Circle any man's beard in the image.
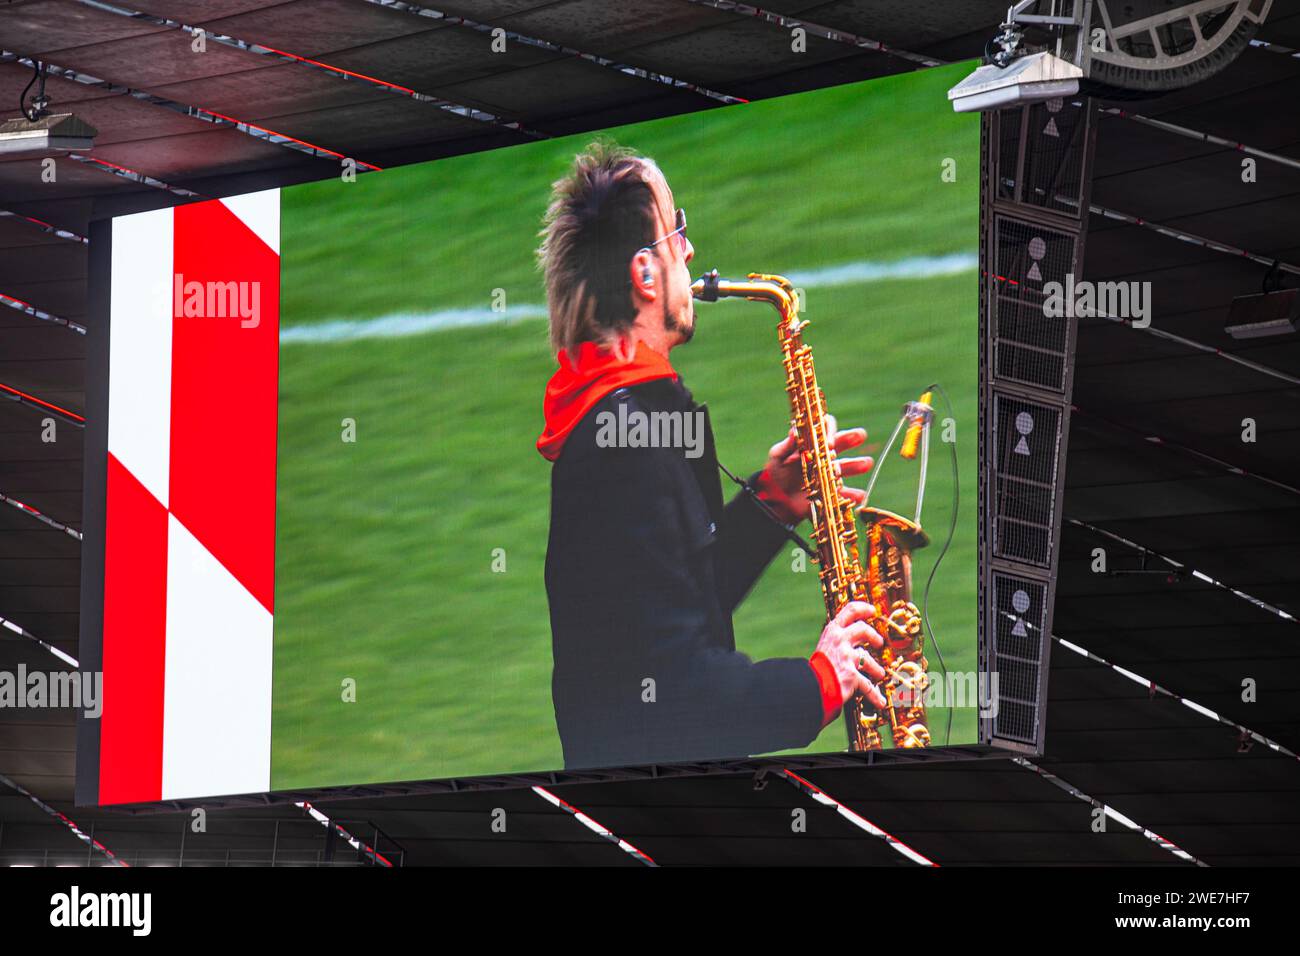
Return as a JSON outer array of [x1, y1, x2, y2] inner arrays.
[[663, 297, 694, 344]]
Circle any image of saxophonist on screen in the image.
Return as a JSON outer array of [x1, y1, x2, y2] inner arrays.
[[536, 142, 887, 770]]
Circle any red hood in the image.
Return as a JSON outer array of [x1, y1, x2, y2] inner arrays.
[[537, 340, 678, 461]]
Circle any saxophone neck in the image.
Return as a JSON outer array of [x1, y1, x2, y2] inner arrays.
[[691, 269, 800, 323]]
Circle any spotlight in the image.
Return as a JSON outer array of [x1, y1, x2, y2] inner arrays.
[[1225, 288, 1298, 340], [1226, 263, 1298, 340], [2, 58, 97, 155], [948, 50, 1082, 113], [0, 112, 97, 156]]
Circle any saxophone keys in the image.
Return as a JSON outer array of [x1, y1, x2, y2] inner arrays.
[[883, 602, 922, 647], [894, 725, 931, 749], [890, 664, 929, 708]]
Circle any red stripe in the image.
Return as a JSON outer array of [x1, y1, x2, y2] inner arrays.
[[0, 380, 86, 422], [258, 45, 418, 93], [99, 454, 168, 805], [169, 199, 281, 613], [199, 108, 382, 170]]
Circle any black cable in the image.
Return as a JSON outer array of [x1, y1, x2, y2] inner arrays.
[[983, 34, 1000, 65], [919, 382, 959, 746], [716, 458, 815, 558], [20, 59, 41, 123]]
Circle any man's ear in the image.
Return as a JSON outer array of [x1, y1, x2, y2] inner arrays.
[[629, 248, 657, 300]]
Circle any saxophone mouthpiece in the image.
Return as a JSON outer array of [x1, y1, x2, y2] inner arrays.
[[691, 268, 721, 302]]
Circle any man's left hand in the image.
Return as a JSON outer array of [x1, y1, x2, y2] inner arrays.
[[755, 414, 873, 525]]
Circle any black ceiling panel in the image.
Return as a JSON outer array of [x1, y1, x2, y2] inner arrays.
[[147, 60, 399, 125], [319, 22, 565, 92], [33, 29, 282, 90], [0, 0, 169, 53], [611, 16, 858, 88], [197, 0, 436, 55], [497, 0, 738, 53]]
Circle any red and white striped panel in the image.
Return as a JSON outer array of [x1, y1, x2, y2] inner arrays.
[[100, 190, 280, 804]]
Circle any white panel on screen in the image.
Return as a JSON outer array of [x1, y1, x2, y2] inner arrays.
[[106, 207, 173, 508], [162, 514, 272, 800], [219, 188, 280, 255]]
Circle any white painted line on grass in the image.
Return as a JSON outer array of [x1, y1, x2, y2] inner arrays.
[[280, 253, 978, 344]]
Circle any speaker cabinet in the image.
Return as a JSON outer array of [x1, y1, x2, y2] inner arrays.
[[979, 99, 1096, 754]]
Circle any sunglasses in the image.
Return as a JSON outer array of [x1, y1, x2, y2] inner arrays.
[[646, 208, 688, 255]]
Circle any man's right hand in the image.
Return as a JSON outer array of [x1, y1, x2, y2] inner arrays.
[[815, 601, 888, 710]]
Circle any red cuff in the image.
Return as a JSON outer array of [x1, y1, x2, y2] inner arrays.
[[809, 652, 843, 727]]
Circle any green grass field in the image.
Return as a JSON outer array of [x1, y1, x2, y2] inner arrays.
[[270, 61, 981, 790]]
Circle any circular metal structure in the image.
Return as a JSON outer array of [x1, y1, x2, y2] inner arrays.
[[1084, 0, 1273, 96]]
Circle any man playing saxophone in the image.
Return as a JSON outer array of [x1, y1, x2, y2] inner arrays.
[[537, 142, 886, 769]]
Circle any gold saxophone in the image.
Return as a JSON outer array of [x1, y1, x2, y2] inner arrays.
[[691, 270, 932, 751]]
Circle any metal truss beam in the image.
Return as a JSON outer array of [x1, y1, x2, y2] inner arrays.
[[531, 785, 657, 866], [778, 768, 938, 866], [1013, 758, 1206, 865]]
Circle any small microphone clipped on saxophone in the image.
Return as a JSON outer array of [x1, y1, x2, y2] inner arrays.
[[691, 269, 933, 751]]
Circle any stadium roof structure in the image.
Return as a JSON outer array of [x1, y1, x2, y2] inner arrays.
[[1, 0, 1298, 866]]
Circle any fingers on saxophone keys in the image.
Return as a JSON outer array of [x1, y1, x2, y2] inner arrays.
[[853, 646, 886, 684], [839, 485, 867, 506], [836, 455, 874, 478], [857, 672, 888, 710], [843, 620, 884, 654], [834, 600, 877, 629], [832, 427, 867, 452]]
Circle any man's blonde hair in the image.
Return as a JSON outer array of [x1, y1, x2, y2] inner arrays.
[[538, 141, 661, 355]]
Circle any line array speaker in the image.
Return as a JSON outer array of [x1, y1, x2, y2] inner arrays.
[[980, 96, 1096, 754]]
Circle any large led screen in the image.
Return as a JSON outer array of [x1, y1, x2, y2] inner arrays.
[[80, 61, 982, 804]]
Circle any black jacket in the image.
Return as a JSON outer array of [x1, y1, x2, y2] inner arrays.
[[545, 376, 825, 769]]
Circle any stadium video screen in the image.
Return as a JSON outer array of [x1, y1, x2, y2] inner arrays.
[[80, 61, 981, 804]]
